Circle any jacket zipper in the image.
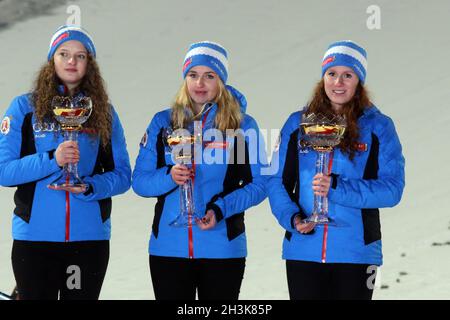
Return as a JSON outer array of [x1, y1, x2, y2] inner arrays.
[[188, 179, 194, 259], [65, 190, 70, 242], [321, 152, 334, 263], [187, 107, 212, 259], [62, 84, 71, 243], [321, 224, 328, 263]]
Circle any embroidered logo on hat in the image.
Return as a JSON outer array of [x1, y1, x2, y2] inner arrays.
[[183, 58, 192, 73], [322, 56, 335, 67]]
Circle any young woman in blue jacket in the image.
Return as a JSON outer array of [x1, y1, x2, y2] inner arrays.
[[268, 40, 405, 300], [0, 25, 131, 299], [132, 41, 267, 300]]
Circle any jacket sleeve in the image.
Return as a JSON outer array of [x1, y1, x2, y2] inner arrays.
[[211, 116, 268, 219], [131, 112, 178, 197], [74, 107, 131, 201], [328, 115, 405, 209], [266, 113, 301, 232], [0, 95, 60, 187]]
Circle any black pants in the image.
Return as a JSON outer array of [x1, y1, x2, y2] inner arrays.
[[286, 260, 376, 300], [12, 240, 109, 300], [149, 255, 246, 300]]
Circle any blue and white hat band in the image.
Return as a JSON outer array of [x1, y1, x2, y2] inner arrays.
[[183, 41, 229, 83], [47, 25, 96, 61], [188, 41, 227, 57], [321, 40, 367, 83]]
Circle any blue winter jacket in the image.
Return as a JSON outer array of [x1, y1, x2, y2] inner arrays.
[[132, 86, 267, 259], [267, 106, 405, 265], [0, 93, 131, 242]]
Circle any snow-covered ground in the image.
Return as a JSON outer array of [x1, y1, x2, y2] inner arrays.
[[1, 0, 449, 299]]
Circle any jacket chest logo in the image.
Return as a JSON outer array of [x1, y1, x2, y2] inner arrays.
[[33, 122, 59, 133], [1, 116, 11, 135], [298, 141, 368, 153], [356, 143, 368, 152]]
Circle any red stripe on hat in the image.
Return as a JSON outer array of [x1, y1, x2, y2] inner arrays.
[[183, 58, 192, 73], [322, 56, 335, 67], [52, 32, 69, 47]]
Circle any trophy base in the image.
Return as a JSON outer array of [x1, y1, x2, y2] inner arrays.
[[47, 175, 87, 193], [169, 213, 202, 228], [300, 214, 337, 226]]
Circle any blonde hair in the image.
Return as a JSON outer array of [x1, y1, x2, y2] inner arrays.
[[171, 79, 242, 132]]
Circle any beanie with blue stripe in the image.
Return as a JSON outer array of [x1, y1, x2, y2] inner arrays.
[[47, 25, 96, 61], [321, 40, 368, 84], [182, 41, 229, 83]]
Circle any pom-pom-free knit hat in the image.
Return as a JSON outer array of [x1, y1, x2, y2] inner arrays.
[[47, 25, 96, 61], [182, 41, 228, 83], [321, 40, 367, 83]]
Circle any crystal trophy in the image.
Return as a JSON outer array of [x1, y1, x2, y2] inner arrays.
[[300, 112, 346, 225], [48, 95, 92, 192], [164, 121, 203, 227]]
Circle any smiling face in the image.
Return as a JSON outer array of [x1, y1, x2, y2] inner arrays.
[[53, 40, 88, 93], [185, 65, 220, 114], [323, 66, 359, 112]]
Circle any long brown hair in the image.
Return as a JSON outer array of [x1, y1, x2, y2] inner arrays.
[[31, 54, 112, 146], [306, 79, 371, 159], [171, 79, 242, 132]]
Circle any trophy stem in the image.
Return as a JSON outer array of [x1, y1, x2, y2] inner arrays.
[[313, 151, 329, 216], [170, 178, 202, 227], [302, 150, 335, 225], [65, 130, 79, 178], [64, 129, 78, 141]]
